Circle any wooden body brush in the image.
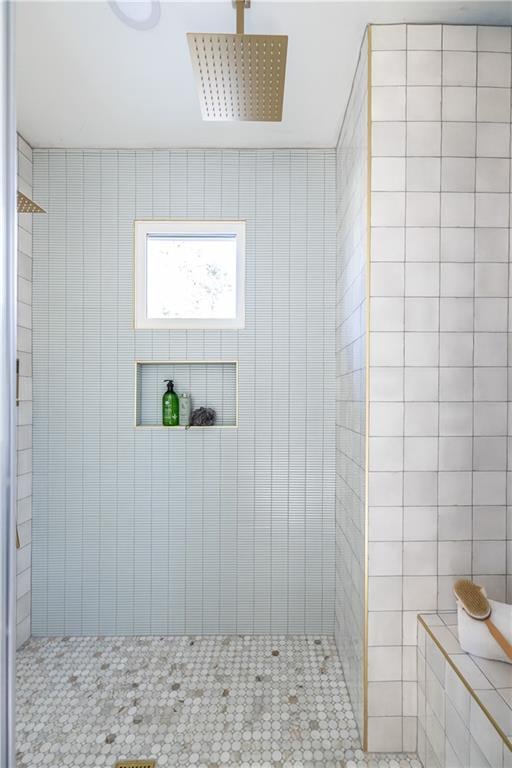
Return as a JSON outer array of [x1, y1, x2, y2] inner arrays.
[[454, 579, 512, 661]]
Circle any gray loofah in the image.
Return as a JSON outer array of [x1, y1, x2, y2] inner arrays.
[[190, 407, 216, 426]]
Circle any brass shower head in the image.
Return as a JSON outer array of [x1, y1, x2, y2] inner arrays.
[[187, 0, 288, 122], [17, 191, 45, 214]]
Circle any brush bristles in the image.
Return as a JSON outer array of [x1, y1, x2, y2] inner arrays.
[[453, 579, 491, 620]]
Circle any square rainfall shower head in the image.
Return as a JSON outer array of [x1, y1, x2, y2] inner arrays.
[[187, 32, 288, 122]]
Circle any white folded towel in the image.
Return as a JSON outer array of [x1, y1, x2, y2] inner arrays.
[[457, 596, 512, 665]]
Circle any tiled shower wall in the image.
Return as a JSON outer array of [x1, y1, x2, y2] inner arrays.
[[334, 31, 368, 741], [32, 149, 336, 636], [17, 134, 33, 648], [368, 23, 512, 752]]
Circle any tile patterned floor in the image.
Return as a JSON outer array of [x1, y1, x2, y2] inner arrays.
[[17, 635, 421, 768]]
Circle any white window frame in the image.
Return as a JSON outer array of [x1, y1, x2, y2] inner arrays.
[[134, 220, 246, 330]]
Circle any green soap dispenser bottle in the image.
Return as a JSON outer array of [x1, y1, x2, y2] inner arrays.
[[162, 379, 180, 426]]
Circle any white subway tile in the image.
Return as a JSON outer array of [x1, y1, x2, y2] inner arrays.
[[373, 51, 406, 86], [372, 24, 406, 51], [370, 401, 404, 436], [404, 402, 438, 436], [473, 437, 507, 471], [405, 262, 439, 297], [403, 506, 437, 541], [371, 296, 404, 331], [372, 192, 406, 227], [408, 24, 442, 50], [368, 610, 403, 645], [369, 542, 403, 575], [372, 122, 406, 157], [477, 52, 511, 87], [475, 228, 508, 261], [440, 298, 473, 332], [474, 367, 507, 400], [475, 263, 508, 297], [476, 122, 511, 157], [405, 227, 439, 261], [442, 86, 476, 121], [372, 86, 406, 121], [407, 86, 441, 121], [440, 228, 474, 262], [439, 437, 473, 471], [443, 51, 477, 86], [407, 51, 442, 85], [441, 158, 475, 192], [439, 402, 473, 436], [405, 297, 439, 331], [403, 575, 437, 610], [440, 262, 473, 297], [405, 331, 439, 366], [369, 506, 403, 540], [368, 645, 402, 681], [372, 157, 406, 191], [404, 471, 437, 506], [438, 505, 472, 540], [478, 25, 511, 52], [440, 193, 475, 227], [473, 472, 507, 506], [406, 157, 441, 192], [371, 227, 405, 262], [476, 192, 510, 227], [439, 367, 473, 401], [476, 158, 510, 193], [368, 681, 403, 716], [442, 122, 475, 157], [443, 25, 477, 51], [404, 437, 438, 472], [368, 576, 403, 610], [407, 122, 441, 156], [477, 87, 511, 122], [404, 367, 438, 400]]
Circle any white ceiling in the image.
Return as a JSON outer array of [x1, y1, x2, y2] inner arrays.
[[16, 1, 512, 149]]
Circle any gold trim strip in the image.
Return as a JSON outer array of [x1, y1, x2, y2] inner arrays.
[[418, 615, 512, 752], [362, 23, 372, 753]]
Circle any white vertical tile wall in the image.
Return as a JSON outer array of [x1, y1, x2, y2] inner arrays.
[[335, 31, 368, 740], [17, 134, 33, 648], [367, 23, 512, 753], [32, 149, 336, 636]]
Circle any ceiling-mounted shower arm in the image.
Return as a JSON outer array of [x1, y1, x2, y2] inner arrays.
[[232, 0, 250, 35]]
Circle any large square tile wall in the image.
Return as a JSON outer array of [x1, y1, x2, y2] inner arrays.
[[32, 149, 336, 636], [335, 31, 368, 738], [367, 24, 512, 752], [17, 134, 33, 648]]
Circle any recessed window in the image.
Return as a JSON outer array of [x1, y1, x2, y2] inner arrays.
[[135, 220, 245, 329]]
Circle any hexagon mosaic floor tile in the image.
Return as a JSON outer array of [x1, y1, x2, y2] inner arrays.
[[16, 635, 421, 768]]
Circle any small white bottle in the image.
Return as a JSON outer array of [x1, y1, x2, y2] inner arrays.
[[179, 393, 191, 427]]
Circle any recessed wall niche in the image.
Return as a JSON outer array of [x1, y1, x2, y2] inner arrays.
[[135, 360, 238, 429]]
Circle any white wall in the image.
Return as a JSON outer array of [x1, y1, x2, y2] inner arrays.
[[32, 149, 337, 636], [367, 23, 512, 752], [334, 30, 368, 741], [17, 134, 33, 648]]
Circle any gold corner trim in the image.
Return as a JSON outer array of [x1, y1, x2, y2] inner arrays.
[[362, 23, 372, 754], [418, 616, 512, 752]]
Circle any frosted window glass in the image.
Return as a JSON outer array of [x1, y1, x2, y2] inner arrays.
[[146, 235, 237, 320]]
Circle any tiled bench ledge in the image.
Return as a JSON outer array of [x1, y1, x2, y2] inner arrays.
[[418, 613, 512, 768]]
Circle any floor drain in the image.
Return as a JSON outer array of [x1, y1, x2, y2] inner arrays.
[[114, 762, 156, 768]]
